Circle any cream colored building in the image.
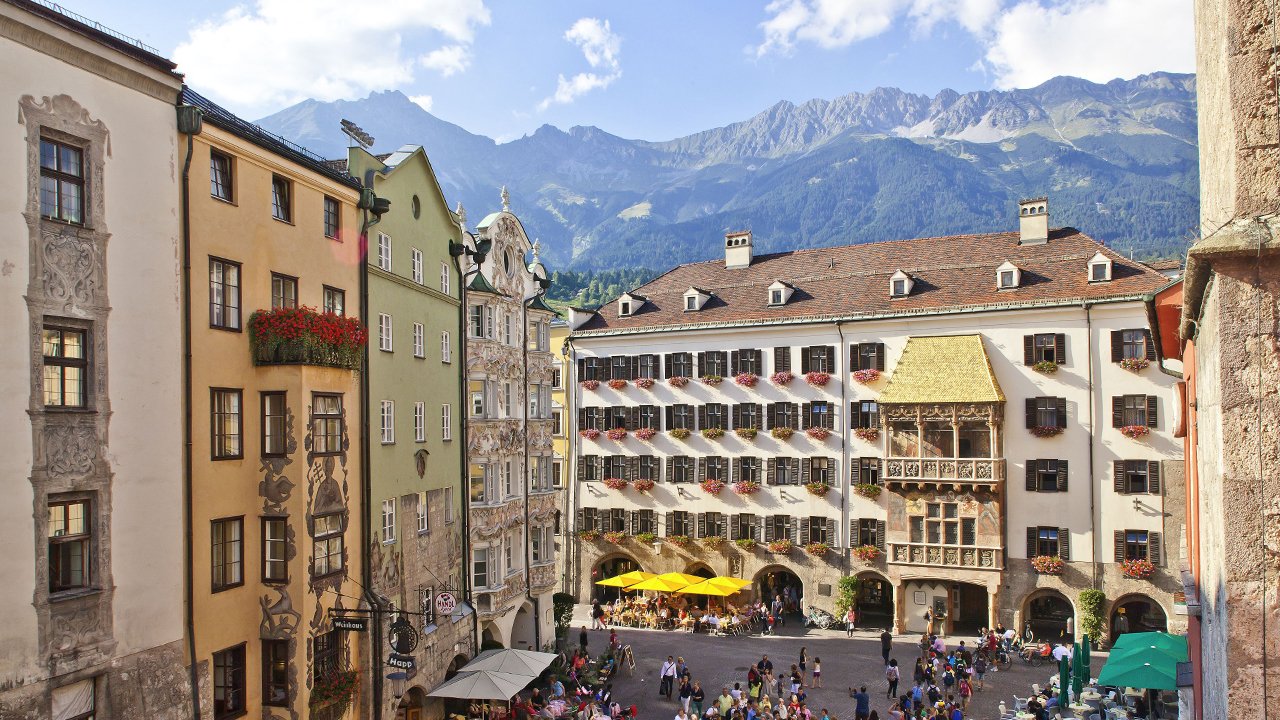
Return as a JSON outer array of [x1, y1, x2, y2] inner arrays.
[[0, 2, 192, 717]]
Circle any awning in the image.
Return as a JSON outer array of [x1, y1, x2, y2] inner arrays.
[[877, 335, 1005, 405], [428, 669, 533, 701], [463, 649, 558, 676]]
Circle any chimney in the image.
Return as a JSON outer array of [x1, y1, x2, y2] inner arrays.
[[725, 230, 753, 269], [1018, 198, 1049, 245]]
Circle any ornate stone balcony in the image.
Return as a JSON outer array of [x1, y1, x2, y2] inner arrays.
[[882, 457, 1005, 492], [475, 572, 527, 619], [530, 562, 558, 590], [888, 542, 1003, 571]]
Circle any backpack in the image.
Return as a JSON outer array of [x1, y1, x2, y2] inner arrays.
[[886, 666, 899, 681]]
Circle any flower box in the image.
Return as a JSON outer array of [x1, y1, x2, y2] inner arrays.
[[670, 428, 692, 441], [1031, 555, 1065, 575], [606, 427, 628, 441], [603, 531, 626, 544], [805, 482, 830, 497], [805, 371, 831, 387], [853, 483, 882, 499], [667, 535, 692, 549], [602, 477, 628, 491], [1030, 425, 1065, 438], [248, 306, 367, 371], [1033, 360, 1059, 374], [668, 376, 690, 388], [804, 541, 831, 556], [770, 370, 795, 385], [767, 539, 794, 553], [701, 375, 724, 386], [852, 544, 881, 562], [734, 372, 759, 387], [635, 427, 658, 441], [579, 428, 601, 440], [1120, 357, 1150, 372], [580, 379, 600, 391], [702, 536, 726, 549], [1120, 425, 1151, 439], [853, 368, 881, 384], [607, 378, 628, 390], [701, 427, 725, 440], [577, 529, 600, 541], [310, 670, 360, 712], [635, 532, 658, 544], [735, 427, 758, 441], [700, 478, 726, 495], [806, 427, 831, 441], [635, 377, 656, 390], [1119, 558, 1155, 579], [770, 427, 794, 440], [733, 479, 761, 495], [633, 478, 656, 492], [854, 427, 880, 442]]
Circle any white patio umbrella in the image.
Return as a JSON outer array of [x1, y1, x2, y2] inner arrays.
[[427, 669, 533, 701], [463, 648, 558, 676]]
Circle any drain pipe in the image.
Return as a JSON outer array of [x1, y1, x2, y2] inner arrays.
[[835, 321, 851, 583], [521, 292, 539, 650], [452, 244, 481, 655], [1083, 301, 1099, 588]]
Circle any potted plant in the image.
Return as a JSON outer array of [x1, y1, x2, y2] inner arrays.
[[853, 368, 881, 384], [667, 535, 692, 549], [579, 428, 601, 440], [606, 427, 628, 441], [635, 377, 656, 390], [607, 378, 628, 390], [310, 670, 360, 716], [771, 370, 794, 385], [1031, 555, 1065, 575], [1031, 425, 1065, 438], [767, 538, 794, 553], [804, 541, 831, 556], [248, 306, 367, 370], [852, 544, 881, 562], [633, 478, 655, 492], [701, 375, 724, 386], [1033, 360, 1059, 374], [703, 536, 726, 549], [1119, 558, 1156, 579], [854, 427, 880, 442], [1120, 357, 1150, 372], [771, 426, 794, 440], [734, 372, 759, 388], [635, 427, 658, 441], [805, 371, 831, 387], [702, 427, 725, 440], [735, 538, 758, 550], [668, 376, 690, 388], [1120, 425, 1151, 439], [635, 531, 658, 544], [805, 481, 830, 497], [806, 427, 831, 441], [700, 478, 726, 495], [733, 479, 762, 495], [581, 379, 600, 391], [735, 426, 758, 441], [602, 477, 628, 491], [670, 428, 692, 440], [577, 529, 600, 541], [603, 531, 626, 544], [853, 483, 882, 499]]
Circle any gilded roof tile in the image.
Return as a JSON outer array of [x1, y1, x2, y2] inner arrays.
[[877, 335, 1005, 404]]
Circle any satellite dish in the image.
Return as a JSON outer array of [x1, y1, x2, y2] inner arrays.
[[341, 119, 374, 149]]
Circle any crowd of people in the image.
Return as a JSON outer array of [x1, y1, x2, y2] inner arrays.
[[593, 594, 798, 636]]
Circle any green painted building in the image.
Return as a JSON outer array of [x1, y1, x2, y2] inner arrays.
[[348, 145, 470, 720]]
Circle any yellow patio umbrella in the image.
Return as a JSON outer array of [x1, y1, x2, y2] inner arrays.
[[628, 576, 693, 593], [708, 576, 752, 590], [674, 580, 737, 596], [595, 571, 656, 588], [656, 572, 707, 586]]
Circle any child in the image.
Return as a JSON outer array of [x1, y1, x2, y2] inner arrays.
[[811, 658, 822, 688]]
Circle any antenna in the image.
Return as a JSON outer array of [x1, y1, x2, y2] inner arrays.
[[340, 119, 374, 150]]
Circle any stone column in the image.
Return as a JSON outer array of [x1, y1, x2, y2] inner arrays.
[[894, 581, 907, 635], [988, 584, 1000, 633]]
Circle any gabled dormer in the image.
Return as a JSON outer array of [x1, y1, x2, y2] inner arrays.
[[617, 291, 646, 317], [767, 280, 794, 306], [683, 287, 711, 312], [1088, 252, 1112, 282], [889, 270, 914, 298], [567, 306, 597, 330], [997, 261, 1021, 289]]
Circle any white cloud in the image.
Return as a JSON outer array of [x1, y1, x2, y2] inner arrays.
[[409, 95, 434, 112], [174, 0, 490, 117], [537, 18, 622, 111], [421, 45, 469, 77], [754, 0, 1193, 89]]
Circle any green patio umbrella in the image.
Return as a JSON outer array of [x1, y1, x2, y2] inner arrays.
[[1071, 641, 1084, 697], [1110, 631, 1187, 656], [1059, 656, 1071, 705], [1080, 634, 1091, 682], [1106, 644, 1187, 667], [1096, 652, 1179, 691]]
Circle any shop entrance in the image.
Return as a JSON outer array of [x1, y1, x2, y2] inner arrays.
[[855, 573, 894, 629], [755, 567, 803, 615]]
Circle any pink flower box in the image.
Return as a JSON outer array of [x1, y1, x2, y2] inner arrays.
[[770, 371, 794, 385], [805, 371, 831, 387]]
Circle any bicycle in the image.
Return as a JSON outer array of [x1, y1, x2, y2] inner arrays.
[[805, 606, 838, 630]]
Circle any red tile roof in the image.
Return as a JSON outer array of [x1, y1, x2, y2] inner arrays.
[[576, 228, 1170, 334]]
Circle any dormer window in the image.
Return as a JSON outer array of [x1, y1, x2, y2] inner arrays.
[[685, 296, 696, 311], [767, 280, 793, 307], [770, 289, 783, 305], [683, 287, 710, 312], [1088, 252, 1112, 282], [620, 301, 631, 316], [997, 261, 1021, 289], [889, 270, 913, 298]]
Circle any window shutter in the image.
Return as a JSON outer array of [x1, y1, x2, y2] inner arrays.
[[765, 403, 775, 430], [629, 406, 640, 430], [876, 520, 886, 550], [750, 515, 760, 541], [849, 520, 858, 548], [698, 457, 707, 482], [1114, 530, 1127, 561], [1148, 531, 1162, 565], [800, 348, 811, 374], [1057, 460, 1069, 491], [665, 406, 674, 430], [733, 404, 742, 429], [1113, 461, 1126, 493], [627, 456, 639, 482], [801, 402, 812, 429], [666, 457, 675, 483], [696, 513, 706, 539], [1056, 397, 1067, 428], [788, 517, 800, 544], [775, 346, 791, 373], [1144, 330, 1157, 360], [1112, 397, 1124, 428], [664, 354, 673, 378], [577, 458, 586, 483], [766, 458, 777, 485], [1055, 334, 1066, 364], [800, 458, 812, 485], [875, 344, 886, 371], [789, 403, 799, 429], [799, 516, 810, 544], [753, 404, 763, 430], [1025, 398, 1036, 428], [697, 352, 707, 377], [1027, 527, 1038, 556], [628, 511, 637, 535], [730, 350, 741, 375], [849, 344, 861, 371], [1111, 331, 1124, 363], [763, 517, 775, 542], [1025, 460, 1038, 492], [1146, 396, 1158, 428], [664, 512, 674, 537], [698, 405, 708, 430], [823, 407, 834, 430], [753, 349, 764, 373], [826, 518, 835, 544], [630, 355, 640, 380], [790, 458, 801, 485], [1058, 528, 1071, 561], [733, 458, 742, 485], [1148, 461, 1162, 494], [576, 509, 584, 533], [825, 346, 836, 372], [577, 359, 585, 380], [578, 408, 588, 431], [730, 515, 741, 541], [1023, 335, 1034, 366]]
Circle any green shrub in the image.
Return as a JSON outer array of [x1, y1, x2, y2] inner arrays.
[[553, 592, 576, 639], [1078, 589, 1107, 641], [834, 576, 860, 617]]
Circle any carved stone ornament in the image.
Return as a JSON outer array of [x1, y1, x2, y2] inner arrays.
[[260, 587, 302, 640], [41, 230, 104, 313], [45, 425, 98, 477]]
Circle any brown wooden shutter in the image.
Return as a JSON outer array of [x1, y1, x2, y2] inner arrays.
[[849, 520, 858, 548], [664, 406, 674, 430], [1148, 531, 1162, 564], [1114, 461, 1127, 493], [763, 517, 774, 542], [798, 517, 810, 544], [627, 456, 638, 482], [697, 457, 707, 482], [825, 346, 836, 372], [790, 458, 801, 484], [751, 515, 761, 540], [1112, 396, 1124, 428], [628, 510, 637, 534], [666, 456, 675, 483], [576, 457, 586, 483], [730, 515, 741, 541], [1111, 331, 1124, 362], [876, 520, 886, 550], [1057, 460, 1069, 491], [664, 512, 674, 536], [766, 458, 777, 485], [753, 403, 763, 429], [850, 344, 861, 371], [1055, 334, 1066, 364], [1114, 530, 1126, 561], [730, 350, 741, 375], [1023, 335, 1035, 366], [775, 346, 791, 373], [799, 347, 810, 374], [801, 402, 812, 429], [577, 359, 585, 380], [630, 355, 640, 380], [576, 509, 584, 533], [1148, 461, 1162, 494], [732, 458, 742, 485], [1056, 397, 1067, 428], [1146, 396, 1158, 428], [732, 404, 742, 430], [823, 405, 835, 430], [1026, 460, 1038, 492], [826, 518, 836, 544], [696, 352, 706, 377], [850, 402, 860, 429], [765, 403, 775, 430], [1058, 528, 1071, 561], [875, 344, 886, 371], [696, 513, 706, 538], [698, 405, 707, 430], [629, 406, 640, 430], [1144, 330, 1157, 360], [664, 354, 673, 378], [789, 403, 800, 429], [1025, 398, 1037, 428], [1027, 526, 1039, 556], [753, 349, 764, 373], [801, 458, 812, 485]]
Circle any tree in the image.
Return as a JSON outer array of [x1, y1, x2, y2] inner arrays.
[[834, 576, 861, 617]]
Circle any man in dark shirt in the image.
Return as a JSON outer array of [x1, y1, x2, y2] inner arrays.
[[852, 685, 870, 720], [880, 628, 893, 665], [757, 655, 774, 674]]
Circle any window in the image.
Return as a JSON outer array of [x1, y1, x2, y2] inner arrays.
[[261, 392, 287, 457], [851, 401, 879, 429], [380, 400, 395, 444], [911, 502, 976, 546], [378, 314, 393, 352], [312, 513, 344, 576], [440, 262, 450, 293], [770, 289, 783, 305], [669, 404, 694, 431], [1033, 527, 1060, 557], [769, 402, 797, 430], [809, 457, 832, 485], [1114, 329, 1153, 361], [734, 513, 756, 541], [702, 512, 727, 538], [705, 457, 727, 481], [531, 524, 546, 562], [262, 639, 289, 707], [685, 296, 696, 311], [804, 401, 832, 429], [605, 508, 627, 533], [262, 517, 288, 582], [739, 457, 760, 484], [381, 498, 396, 544], [807, 517, 830, 545], [323, 286, 345, 316], [999, 270, 1017, 288], [704, 403, 727, 429], [700, 351, 728, 377], [313, 630, 342, 679], [42, 325, 88, 408], [376, 233, 392, 271], [1027, 459, 1067, 492], [579, 456, 601, 484], [211, 389, 243, 459], [672, 457, 694, 484], [620, 300, 631, 316], [442, 331, 452, 363], [40, 138, 84, 224], [48, 499, 90, 592], [468, 305, 485, 338], [208, 258, 241, 330], [851, 343, 885, 372], [1115, 395, 1156, 428], [212, 645, 246, 720], [503, 461, 516, 497], [766, 515, 790, 542], [210, 150, 233, 202], [1027, 396, 1066, 428], [311, 394, 343, 455], [552, 362, 563, 389], [670, 511, 691, 537], [610, 355, 633, 381], [1091, 262, 1108, 281], [1026, 333, 1063, 365], [1117, 530, 1160, 563], [669, 352, 694, 378], [855, 457, 880, 486], [892, 278, 907, 297], [270, 273, 297, 310], [411, 248, 424, 284], [551, 409, 563, 436], [503, 383, 512, 418], [528, 384, 543, 418], [414, 402, 426, 442], [733, 350, 762, 375], [323, 196, 340, 238], [412, 323, 424, 358], [417, 491, 429, 534], [504, 312, 513, 346], [803, 346, 833, 373], [470, 463, 493, 503], [211, 517, 243, 591], [771, 458, 796, 486], [270, 175, 291, 222], [636, 405, 659, 430], [552, 460, 564, 489], [473, 546, 492, 588], [441, 404, 451, 440], [855, 518, 881, 548], [1115, 460, 1161, 494], [51, 678, 96, 720]]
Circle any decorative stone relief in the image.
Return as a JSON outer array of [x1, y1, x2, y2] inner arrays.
[[260, 587, 302, 640], [41, 230, 104, 314], [44, 425, 98, 478]]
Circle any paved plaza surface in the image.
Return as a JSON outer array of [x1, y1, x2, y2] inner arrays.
[[570, 606, 1092, 720]]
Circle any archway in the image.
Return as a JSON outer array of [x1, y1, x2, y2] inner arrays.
[[900, 579, 988, 636], [512, 602, 537, 651], [855, 572, 894, 630], [1110, 595, 1167, 637], [754, 565, 803, 615], [593, 553, 643, 602], [445, 654, 470, 680], [685, 563, 715, 580], [1024, 590, 1076, 642], [397, 687, 428, 720], [481, 623, 505, 650]]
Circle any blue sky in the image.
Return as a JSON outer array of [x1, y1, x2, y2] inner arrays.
[[71, 0, 1194, 142]]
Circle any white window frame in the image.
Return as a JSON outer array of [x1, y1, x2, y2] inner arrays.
[[441, 404, 452, 440], [416, 491, 429, 534], [441, 331, 451, 363], [472, 546, 491, 589], [414, 401, 426, 442], [381, 498, 396, 544], [380, 400, 395, 444], [377, 233, 392, 271], [552, 459, 563, 489], [412, 322, 424, 358], [411, 247, 423, 284], [440, 262, 450, 294], [379, 314, 393, 352], [443, 486, 455, 523], [503, 461, 515, 498]]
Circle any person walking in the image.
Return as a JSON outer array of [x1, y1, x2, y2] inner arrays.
[[798, 648, 808, 686], [852, 685, 871, 720], [679, 677, 693, 714], [885, 659, 900, 699], [880, 628, 893, 665], [811, 658, 822, 689], [691, 682, 705, 717], [591, 599, 605, 630], [958, 676, 972, 710], [972, 654, 987, 690], [845, 607, 857, 636], [660, 656, 677, 699]]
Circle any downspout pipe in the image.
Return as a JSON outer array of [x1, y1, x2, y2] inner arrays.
[[357, 177, 384, 719], [452, 244, 481, 655], [521, 293, 539, 650], [1083, 301, 1099, 588], [835, 321, 851, 583]]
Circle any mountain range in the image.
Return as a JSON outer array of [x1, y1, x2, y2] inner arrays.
[[256, 73, 1198, 272]]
